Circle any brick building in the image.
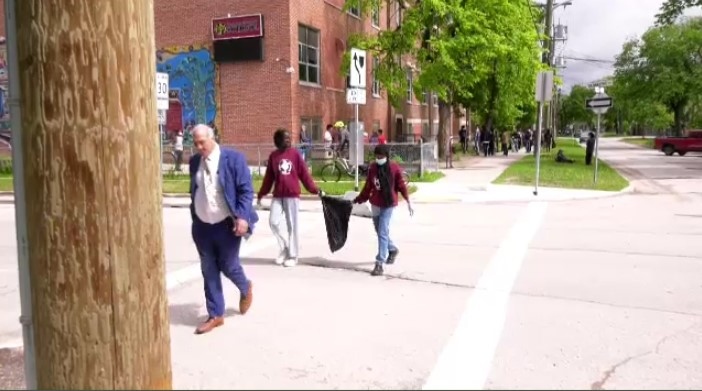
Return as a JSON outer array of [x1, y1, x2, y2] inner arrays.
[[0, 1, 466, 147], [155, 0, 465, 145]]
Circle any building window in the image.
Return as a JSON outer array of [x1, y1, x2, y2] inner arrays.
[[301, 117, 323, 141], [372, 57, 381, 96], [406, 69, 413, 103], [422, 122, 429, 137], [298, 25, 320, 85], [371, 4, 380, 27], [349, 5, 361, 18], [422, 91, 429, 105], [406, 122, 413, 135], [433, 93, 439, 106], [373, 120, 381, 133]]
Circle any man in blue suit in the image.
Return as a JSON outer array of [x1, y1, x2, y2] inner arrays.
[[189, 124, 259, 334]]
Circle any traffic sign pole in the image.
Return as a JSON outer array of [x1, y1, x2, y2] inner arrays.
[[586, 91, 612, 186], [534, 70, 553, 196], [354, 103, 360, 191], [594, 113, 601, 185]]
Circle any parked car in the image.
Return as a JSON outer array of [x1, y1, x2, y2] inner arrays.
[[653, 129, 702, 156]]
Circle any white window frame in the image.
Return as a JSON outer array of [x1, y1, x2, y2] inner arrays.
[[371, 4, 380, 27], [298, 25, 320, 85], [372, 57, 381, 97], [349, 5, 361, 18]]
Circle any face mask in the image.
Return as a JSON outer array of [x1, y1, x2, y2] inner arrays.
[[376, 158, 387, 165]]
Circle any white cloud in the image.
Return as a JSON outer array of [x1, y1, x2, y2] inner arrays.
[[554, 0, 701, 88]]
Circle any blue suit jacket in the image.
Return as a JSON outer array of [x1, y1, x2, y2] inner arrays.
[[189, 147, 259, 234]]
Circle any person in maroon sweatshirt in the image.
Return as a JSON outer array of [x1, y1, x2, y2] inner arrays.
[[353, 144, 414, 276], [257, 128, 320, 267]]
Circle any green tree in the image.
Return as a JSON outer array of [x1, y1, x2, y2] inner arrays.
[[613, 17, 702, 135], [558, 85, 594, 128], [344, 0, 541, 156], [606, 80, 674, 135], [656, 0, 701, 25]]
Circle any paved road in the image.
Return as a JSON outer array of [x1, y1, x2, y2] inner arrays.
[[1, 138, 701, 389]]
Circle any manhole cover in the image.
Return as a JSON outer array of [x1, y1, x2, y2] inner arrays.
[[0, 347, 25, 389]]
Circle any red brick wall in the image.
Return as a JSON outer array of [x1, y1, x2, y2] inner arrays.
[[155, 0, 463, 145], [0, 0, 5, 37], [290, 0, 391, 143], [155, 0, 294, 145]]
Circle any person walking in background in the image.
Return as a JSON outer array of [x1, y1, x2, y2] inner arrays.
[[189, 124, 258, 335], [258, 128, 320, 267], [174, 129, 184, 171], [458, 125, 468, 154], [353, 144, 413, 277], [502, 131, 510, 156], [377, 128, 387, 144], [585, 131, 596, 165]]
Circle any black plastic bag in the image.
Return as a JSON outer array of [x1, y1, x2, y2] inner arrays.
[[320, 195, 353, 253]]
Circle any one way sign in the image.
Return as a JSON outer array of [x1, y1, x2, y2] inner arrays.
[[586, 97, 613, 109], [349, 48, 366, 89]]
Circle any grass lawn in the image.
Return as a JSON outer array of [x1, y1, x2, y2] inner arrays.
[[0, 173, 415, 196], [0, 174, 11, 192], [493, 142, 629, 192], [621, 137, 654, 149]]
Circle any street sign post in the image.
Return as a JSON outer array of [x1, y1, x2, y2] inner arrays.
[[156, 72, 169, 172], [348, 48, 367, 191], [533, 70, 554, 196], [586, 92, 613, 185], [346, 87, 366, 105]]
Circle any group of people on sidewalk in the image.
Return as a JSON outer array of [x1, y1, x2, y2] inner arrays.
[[457, 125, 554, 157], [186, 124, 412, 334]]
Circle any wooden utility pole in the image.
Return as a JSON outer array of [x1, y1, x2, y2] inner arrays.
[[14, 0, 172, 388]]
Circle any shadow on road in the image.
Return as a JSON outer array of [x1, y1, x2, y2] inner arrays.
[[169, 303, 238, 329]]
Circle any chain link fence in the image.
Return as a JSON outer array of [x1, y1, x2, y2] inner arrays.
[[161, 141, 440, 177]]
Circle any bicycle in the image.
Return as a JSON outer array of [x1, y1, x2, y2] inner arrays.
[[320, 150, 411, 186]]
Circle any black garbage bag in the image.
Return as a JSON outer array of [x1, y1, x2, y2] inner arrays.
[[320, 195, 353, 253]]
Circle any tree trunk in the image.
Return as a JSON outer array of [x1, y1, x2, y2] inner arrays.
[[673, 102, 686, 136], [483, 59, 499, 134], [437, 100, 451, 159], [17, 0, 172, 389]]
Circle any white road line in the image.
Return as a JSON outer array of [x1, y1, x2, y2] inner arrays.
[[423, 201, 548, 390]]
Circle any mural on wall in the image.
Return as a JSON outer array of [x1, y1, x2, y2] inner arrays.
[[156, 45, 220, 139], [0, 40, 11, 136]]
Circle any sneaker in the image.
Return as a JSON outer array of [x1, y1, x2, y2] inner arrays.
[[283, 258, 298, 268], [387, 249, 400, 265], [371, 263, 384, 276], [274, 250, 286, 265]]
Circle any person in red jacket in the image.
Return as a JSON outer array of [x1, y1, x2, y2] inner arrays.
[[353, 144, 414, 276], [257, 128, 320, 267]]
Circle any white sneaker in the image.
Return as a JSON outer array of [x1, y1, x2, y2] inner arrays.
[[283, 258, 298, 268], [274, 251, 286, 265]]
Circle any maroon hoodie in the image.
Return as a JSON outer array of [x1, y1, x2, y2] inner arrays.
[[258, 148, 318, 199], [355, 161, 409, 207]]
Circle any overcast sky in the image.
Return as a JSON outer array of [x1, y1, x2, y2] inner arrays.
[[554, 0, 701, 89]]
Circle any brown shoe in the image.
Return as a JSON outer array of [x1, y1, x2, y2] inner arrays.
[[239, 281, 253, 315], [195, 317, 224, 335]]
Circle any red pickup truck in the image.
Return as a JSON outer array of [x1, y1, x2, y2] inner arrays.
[[654, 130, 702, 156]]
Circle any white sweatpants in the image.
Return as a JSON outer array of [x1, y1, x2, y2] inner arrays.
[[269, 197, 300, 259]]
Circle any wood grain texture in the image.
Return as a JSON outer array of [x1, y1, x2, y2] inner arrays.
[[16, 0, 172, 389]]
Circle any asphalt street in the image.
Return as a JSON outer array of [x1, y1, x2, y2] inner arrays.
[[1, 138, 701, 389]]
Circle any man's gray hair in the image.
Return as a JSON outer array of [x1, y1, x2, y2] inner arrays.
[[192, 124, 215, 139]]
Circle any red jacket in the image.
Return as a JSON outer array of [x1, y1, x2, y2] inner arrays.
[[355, 161, 409, 207], [258, 148, 318, 199]]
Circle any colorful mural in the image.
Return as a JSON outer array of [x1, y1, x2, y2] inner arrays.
[[156, 45, 219, 136]]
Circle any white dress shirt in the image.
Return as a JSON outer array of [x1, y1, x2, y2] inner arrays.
[[194, 145, 231, 224]]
